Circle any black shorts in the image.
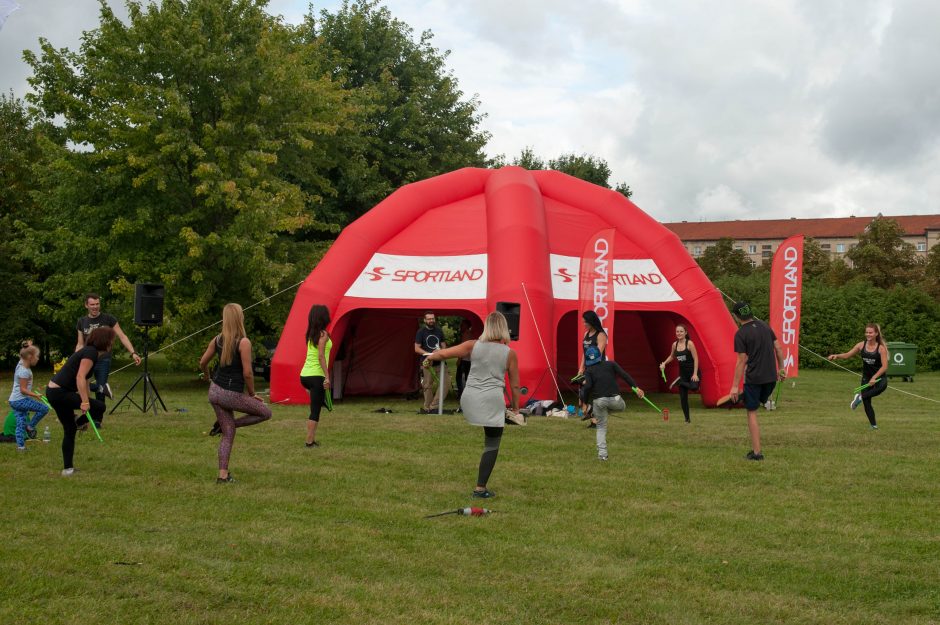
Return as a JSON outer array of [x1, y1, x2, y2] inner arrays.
[[743, 382, 776, 411]]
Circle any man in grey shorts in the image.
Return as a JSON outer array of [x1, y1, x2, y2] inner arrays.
[[579, 347, 645, 461]]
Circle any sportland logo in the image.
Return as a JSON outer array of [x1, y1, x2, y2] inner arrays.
[[346, 253, 488, 299], [363, 266, 483, 283], [550, 254, 680, 302], [553, 266, 664, 286]]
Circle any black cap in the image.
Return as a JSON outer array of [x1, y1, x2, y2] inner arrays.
[[732, 301, 753, 319]]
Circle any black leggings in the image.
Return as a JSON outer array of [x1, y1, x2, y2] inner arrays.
[[676, 376, 699, 422], [477, 426, 503, 488], [45, 387, 106, 470], [300, 376, 325, 422], [860, 376, 887, 426]]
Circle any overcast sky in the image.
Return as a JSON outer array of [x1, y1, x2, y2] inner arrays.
[[3, 0, 940, 222]]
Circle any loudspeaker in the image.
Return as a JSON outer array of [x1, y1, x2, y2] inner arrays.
[[496, 301, 520, 341], [134, 283, 165, 326]]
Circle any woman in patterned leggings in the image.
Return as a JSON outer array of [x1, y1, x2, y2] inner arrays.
[[199, 303, 272, 483]]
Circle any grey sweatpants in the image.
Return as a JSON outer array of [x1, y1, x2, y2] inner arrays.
[[593, 395, 625, 458]]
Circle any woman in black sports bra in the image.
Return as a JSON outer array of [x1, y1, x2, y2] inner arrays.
[[828, 322, 889, 429], [660, 324, 699, 423]]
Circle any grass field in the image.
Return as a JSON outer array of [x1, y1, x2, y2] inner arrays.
[[2, 365, 939, 625]]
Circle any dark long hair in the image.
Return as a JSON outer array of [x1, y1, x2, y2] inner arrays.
[[306, 305, 330, 345], [582, 310, 603, 334]]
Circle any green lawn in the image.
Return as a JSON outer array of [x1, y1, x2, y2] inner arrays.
[[2, 368, 938, 625]]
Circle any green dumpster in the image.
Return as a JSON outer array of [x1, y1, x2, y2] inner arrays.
[[886, 341, 917, 382]]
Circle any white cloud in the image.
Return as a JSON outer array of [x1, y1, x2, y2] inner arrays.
[[5, 0, 940, 221]]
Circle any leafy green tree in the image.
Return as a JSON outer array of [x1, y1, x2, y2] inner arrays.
[[511, 146, 545, 170], [309, 0, 490, 227], [846, 216, 921, 289], [0, 93, 56, 363], [500, 148, 632, 197], [802, 238, 831, 280], [22, 0, 354, 363], [922, 244, 940, 299], [696, 238, 753, 280]]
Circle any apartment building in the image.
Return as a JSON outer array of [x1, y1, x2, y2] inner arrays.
[[662, 214, 940, 265]]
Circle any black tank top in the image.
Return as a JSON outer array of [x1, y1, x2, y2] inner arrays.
[[860, 343, 882, 380], [673, 340, 694, 378], [213, 336, 246, 392], [583, 330, 607, 360]]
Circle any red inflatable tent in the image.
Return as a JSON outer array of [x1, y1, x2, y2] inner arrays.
[[271, 167, 738, 406]]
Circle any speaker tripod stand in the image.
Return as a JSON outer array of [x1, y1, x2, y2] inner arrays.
[[111, 336, 166, 415]]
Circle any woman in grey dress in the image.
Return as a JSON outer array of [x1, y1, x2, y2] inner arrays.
[[423, 311, 521, 498]]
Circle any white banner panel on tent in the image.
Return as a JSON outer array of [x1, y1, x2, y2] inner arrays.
[[345, 253, 488, 299], [550, 254, 681, 302]]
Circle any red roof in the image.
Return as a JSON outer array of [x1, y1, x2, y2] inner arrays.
[[662, 215, 940, 241]]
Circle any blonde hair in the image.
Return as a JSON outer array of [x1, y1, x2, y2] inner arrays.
[[479, 311, 510, 343], [220, 303, 247, 366], [19, 344, 39, 362], [866, 322, 885, 346]]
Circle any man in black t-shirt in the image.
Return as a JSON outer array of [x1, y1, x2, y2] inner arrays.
[[414, 311, 449, 413], [728, 301, 786, 461], [75, 293, 142, 402]]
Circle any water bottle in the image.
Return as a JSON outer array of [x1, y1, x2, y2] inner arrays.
[[42, 426, 51, 443]]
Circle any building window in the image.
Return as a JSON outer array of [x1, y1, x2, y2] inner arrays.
[[917, 242, 926, 252], [821, 243, 831, 249], [836, 243, 845, 253], [762, 244, 772, 250], [762, 250, 772, 258], [748, 244, 757, 254], [693, 246, 701, 256]]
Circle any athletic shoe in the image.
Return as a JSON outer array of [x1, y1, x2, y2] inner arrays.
[[305, 441, 320, 448], [598, 455, 608, 461], [208, 421, 222, 436], [26, 426, 37, 439], [471, 489, 495, 499], [580, 406, 593, 421], [101, 383, 113, 399], [61, 468, 76, 477], [216, 475, 235, 484], [871, 425, 878, 430], [16, 446, 27, 452], [587, 422, 597, 429], [850, 394, 862, 410], [745, 451, 764, 461]]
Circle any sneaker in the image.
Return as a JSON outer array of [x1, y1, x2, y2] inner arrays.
[[587, 422, 597, 429], [61, 468, 76, 477], [598, 455, 608, 461], [102, 383, 113, 399], [16, 446, 27, 452], [26, 426, 37, 440], [580, 407, 592, 421], [850, 394, 862, 410], [305, 441, 320, 448], [208, 421, 222, 436], [216, 475, 235, 484], [870, 424, 878, 430], [471, 488, 495, 499], [745, 451, 765, 461]]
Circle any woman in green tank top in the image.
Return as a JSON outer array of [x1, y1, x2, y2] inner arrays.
[[300, 305, 332, 447]]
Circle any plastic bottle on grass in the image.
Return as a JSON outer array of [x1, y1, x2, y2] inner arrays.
[[43, 426, 51, 443]]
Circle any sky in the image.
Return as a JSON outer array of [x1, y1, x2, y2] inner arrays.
[[3, 0, 940, 223]]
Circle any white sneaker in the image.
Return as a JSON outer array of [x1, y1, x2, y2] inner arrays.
[[102, 383, 113, 399], [598, 455, 608, 461], [61, 468, 76, 477], [850, 394, 862, 410]]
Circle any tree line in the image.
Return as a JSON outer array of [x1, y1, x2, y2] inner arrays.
[[0, 0, 629, 367], [699, 217, 940, 370]]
